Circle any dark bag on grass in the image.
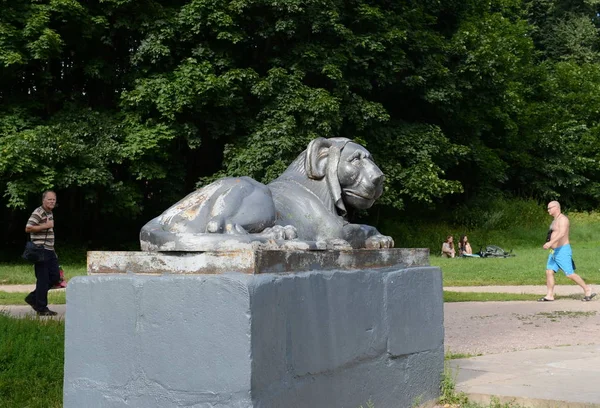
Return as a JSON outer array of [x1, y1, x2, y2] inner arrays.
[[22, 241, 45, 263]]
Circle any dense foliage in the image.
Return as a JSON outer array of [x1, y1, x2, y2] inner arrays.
[[2, 0, 600, 250]]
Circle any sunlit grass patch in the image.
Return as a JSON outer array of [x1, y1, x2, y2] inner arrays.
[[433, 246, 600, 287], [444, 292, 540, 302], [0, 263, 86, 285], [0, 313, 64, 408], [0, 291, 66, 305], [445, 351, 482, 360]]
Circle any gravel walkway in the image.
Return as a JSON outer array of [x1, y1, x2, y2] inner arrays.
[[444, 299, 600, 355]]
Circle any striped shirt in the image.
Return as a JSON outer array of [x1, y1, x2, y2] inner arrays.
[[27, 206, 55, 251]]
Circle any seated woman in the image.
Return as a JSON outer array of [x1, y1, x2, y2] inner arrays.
[[458, 235, 472, 256], [458, 235, 480, 257], [441, 235, 455, 258]]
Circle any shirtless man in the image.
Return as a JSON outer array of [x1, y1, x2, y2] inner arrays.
[[539, 201, 596, 302]]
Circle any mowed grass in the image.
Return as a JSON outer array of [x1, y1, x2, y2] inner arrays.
[[0, 263, 86, 285], [0, 313, 64, 408], [432, 244, 600, 286], [0, 290, 66, 306], [444, 291, 540, 302], [426, 205, 600, 286]]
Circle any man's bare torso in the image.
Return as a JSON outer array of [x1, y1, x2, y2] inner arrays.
[[549, 213, 570, 248]]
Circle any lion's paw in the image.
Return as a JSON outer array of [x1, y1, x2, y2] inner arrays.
[[280, 240, 312, 250], [315, 239, 352, 250], [260, 225, 297, 240], [365, 235, 395, 249], [206, 218, 250, 235]]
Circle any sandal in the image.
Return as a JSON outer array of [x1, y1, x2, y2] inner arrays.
[[582, 293, 597, 302]]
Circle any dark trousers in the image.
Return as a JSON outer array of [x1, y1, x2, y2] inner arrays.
[[26, 250, 60, 310]]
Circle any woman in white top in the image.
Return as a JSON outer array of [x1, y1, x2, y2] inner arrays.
[[441, 235, 455, 258]]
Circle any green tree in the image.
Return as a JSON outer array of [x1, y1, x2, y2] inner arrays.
[[122, 0, 470, 209], [4, 0, 600, 251]]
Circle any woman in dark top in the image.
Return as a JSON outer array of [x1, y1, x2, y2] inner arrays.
[[458, 235, 473, 257]]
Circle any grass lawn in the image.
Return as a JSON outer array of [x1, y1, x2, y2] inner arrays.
[[0, 313, 64, 408], [1, 246, 599, 290], [0, 291, 66, 306], [0, 263, 86, 285], [431, 244, 600, 286]]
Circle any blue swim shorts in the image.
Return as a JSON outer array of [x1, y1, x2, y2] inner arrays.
[[546, 244, 575, 276]]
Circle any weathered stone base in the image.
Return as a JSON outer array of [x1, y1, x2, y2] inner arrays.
[[64, 250, 443, 408]]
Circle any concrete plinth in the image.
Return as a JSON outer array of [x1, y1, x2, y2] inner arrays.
[[64, 249, 443, 408]]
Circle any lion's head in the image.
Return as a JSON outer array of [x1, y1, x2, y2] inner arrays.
[[305, 137, 385, 216]]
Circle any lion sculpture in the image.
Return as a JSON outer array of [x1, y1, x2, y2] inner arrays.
[[140, 137, 394, 251]]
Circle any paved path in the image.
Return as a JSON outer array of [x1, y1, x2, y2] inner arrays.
[[445, 299, 600, 407], [445, 299, 600, 355], [1, 304, 66, 318], [0, 284, 56, 293], [449, 344, 600, 408], [0, 284, 64, 318]]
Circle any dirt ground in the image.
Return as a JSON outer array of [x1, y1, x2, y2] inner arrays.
[[444, 299, 600, 356]]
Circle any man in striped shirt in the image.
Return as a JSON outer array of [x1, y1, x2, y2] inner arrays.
[[24, 191, 60, 316]]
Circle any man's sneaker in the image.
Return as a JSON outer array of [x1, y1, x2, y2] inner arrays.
[[24, 295, 38, 311], [37, 308, 58, 316]]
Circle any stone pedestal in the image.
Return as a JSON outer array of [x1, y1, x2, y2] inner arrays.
[[64, 249, 443, 408]]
